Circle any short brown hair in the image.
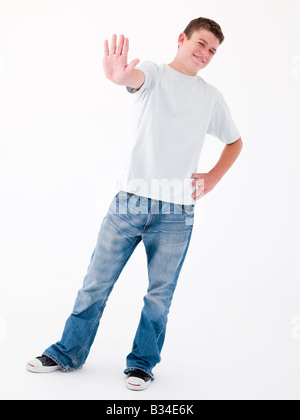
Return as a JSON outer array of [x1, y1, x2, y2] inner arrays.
[[183, 17, 225, 45]]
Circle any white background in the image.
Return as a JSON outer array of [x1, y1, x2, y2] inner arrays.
[[0, 0, 300, 400]]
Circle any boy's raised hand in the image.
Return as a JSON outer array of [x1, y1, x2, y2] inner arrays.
[[103, 34, 140, 85]]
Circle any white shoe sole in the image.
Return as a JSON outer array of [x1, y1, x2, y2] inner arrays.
[[26, 359, 61, 374], [126, 376, 152, 391]]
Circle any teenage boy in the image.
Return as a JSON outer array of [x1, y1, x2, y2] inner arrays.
[[27, 17, 243, 391]]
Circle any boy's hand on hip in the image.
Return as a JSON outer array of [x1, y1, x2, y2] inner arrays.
[[191, 172, 220, 201], [103, 34, 140, 85]]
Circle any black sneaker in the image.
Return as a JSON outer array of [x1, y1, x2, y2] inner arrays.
[[126, 369, 153, 391], [26, 355, 60, 373]]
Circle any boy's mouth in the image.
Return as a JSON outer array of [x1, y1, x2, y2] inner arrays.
[[193, 54, 205, 64]]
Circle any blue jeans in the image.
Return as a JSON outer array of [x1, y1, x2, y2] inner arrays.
[[44, 191, 195, 378]]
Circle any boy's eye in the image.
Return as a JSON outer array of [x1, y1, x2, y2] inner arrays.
[[209, 50, 215, 55]]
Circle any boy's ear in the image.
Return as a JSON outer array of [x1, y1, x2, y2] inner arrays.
[[178, 32, 187, 48]]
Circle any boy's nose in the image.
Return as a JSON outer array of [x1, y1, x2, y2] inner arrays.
[[197, 48, 208, 59], [201, 50, 209, 59]]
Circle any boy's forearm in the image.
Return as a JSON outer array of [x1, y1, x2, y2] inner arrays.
[[125, 69, 145, 89], [109, 68, 146, 90], [210, 138, 243, 181]]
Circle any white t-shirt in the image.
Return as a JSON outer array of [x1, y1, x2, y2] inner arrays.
[[116, 61, 240, 205]]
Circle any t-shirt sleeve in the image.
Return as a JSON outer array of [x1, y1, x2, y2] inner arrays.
[[207, 93, 241, 144], [126, 60, 158, 95]]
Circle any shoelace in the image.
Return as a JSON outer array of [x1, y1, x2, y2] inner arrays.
[[36, 356, 58, 367]]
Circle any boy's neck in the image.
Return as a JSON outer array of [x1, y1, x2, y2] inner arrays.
[[168, 58, 198, 77]]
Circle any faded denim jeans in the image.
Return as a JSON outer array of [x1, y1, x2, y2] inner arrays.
[[44, 191, 195, 378]]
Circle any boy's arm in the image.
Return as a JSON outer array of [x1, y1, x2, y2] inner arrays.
[[191, 138, 243, 201], [103, 34, 145, 90]]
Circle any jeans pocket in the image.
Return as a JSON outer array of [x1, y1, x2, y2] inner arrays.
[[113, 191, 142, 216], [173, 204, 195, 227], [174, 203, 195, 216], [115, 191, 134, 201]]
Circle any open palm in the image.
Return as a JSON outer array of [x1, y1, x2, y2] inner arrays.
[[103, 34, 140, 85]]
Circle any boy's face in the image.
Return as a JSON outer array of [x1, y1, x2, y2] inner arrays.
[[177, 29, 220, 75]]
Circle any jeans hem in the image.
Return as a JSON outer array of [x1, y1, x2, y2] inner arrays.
[[43, 352, 72, 373], [124, 367, 155, 380]]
